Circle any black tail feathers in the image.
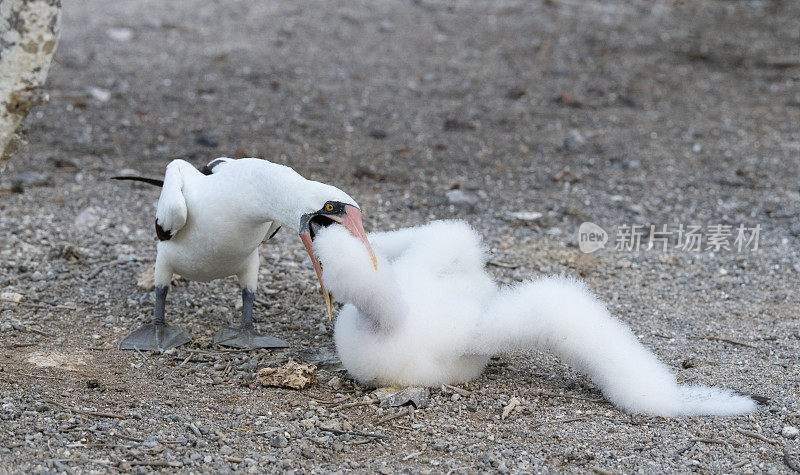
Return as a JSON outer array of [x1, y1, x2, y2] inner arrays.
[[112, 176, 164, 187]]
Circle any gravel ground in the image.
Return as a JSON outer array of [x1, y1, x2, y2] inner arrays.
[[2, 0, 800, 473]]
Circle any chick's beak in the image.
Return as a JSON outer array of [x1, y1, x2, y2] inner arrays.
[[299, 205, 377, 320]]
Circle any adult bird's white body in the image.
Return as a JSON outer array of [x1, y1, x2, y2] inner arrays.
[[116, 157, 376, 351], [313, 221, 759, 417]]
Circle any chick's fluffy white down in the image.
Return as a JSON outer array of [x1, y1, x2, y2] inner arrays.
[[313, 221, 757, 417]]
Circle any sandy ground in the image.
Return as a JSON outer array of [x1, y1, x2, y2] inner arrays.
[[1, 0, 799, 473]]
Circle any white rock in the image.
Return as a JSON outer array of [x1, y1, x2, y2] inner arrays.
[[0, 292, 23, 303], [782, 426, 799, 439], [106, 27, 133, 42], [506, 211, 543, 223], [445, 189, 478, 209], [88, 87, 111, 103], [73, 207, 100, 230], [326, 376, 342, 390]]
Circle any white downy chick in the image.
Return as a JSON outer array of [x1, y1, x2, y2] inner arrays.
[[313, 220, 758, 417]]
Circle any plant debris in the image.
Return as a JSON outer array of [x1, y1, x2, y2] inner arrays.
[[256, 361, 318, 389]]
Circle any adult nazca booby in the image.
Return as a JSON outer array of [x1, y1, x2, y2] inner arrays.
[[312, 221, 759, 417], [114, 157, 376, 351]]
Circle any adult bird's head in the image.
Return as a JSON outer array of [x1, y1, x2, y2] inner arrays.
[[297, 186, 377, 320]]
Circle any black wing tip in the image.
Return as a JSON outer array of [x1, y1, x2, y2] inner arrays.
[[268, 225, 282, 240], [155, 219, 173, 241], [200, 158, 229, 176]]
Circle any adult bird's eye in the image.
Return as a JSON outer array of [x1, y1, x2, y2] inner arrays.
[[325, 203, 334, 212]]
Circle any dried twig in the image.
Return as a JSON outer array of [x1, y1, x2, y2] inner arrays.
[[442, 384, 472, 397], [376, 406, 413, 425], [6, 343, 37, 349], [18, 372, 58, 379], [319, 427, 388, 439], [111, 433, 143, 443], [178, 354, 193, 367], [311, 396, 350, 405], [487, 260, 519, 269], [350, 437, 383, 445], [735, 428, 778, 445], [501, 397, 520, 420], [47, 400, 126, 420], [0, 298, 49, 309], [20, 327, 51, 337], [402, 451, 422, 461], [690, 437, 729, 445], [186, 422, 202, 438], [675, 441, 696, 456], [698, 336, 755, 348], [765, 57, 800, 68], [128, 460, 182, 468], [132, 346, 149, 362], [0, 297, 75, 311], [332, 400, 374, 411], [785, 453, 800, 473], [731, 460, 749, 470]]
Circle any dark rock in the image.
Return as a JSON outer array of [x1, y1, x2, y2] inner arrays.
[[10, 172, 51, 192], [505, 86, 526, 100], [443, 118, 475, 131], [270, 434, 288, 448], [194, 133, 219, 147], [368, 129, 387, 139]]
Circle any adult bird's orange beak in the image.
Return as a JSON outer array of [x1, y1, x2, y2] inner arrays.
[[299, 204, 377, 320]]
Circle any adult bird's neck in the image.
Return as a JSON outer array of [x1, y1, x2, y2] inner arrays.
[[216, 158, 357, 234], [219, 159, 315, 231], [251, 176, 318, 231]]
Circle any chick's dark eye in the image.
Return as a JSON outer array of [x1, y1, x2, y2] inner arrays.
[[325, 203, 335, 212]]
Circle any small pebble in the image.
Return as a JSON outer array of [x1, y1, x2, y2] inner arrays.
[[106, 27, 133, 42], [782, 426, 799, 439], [368, 129, 387, 139], [445, 189, 478, 211], [269, 434, 288, 448], [194, 133, 219, 147]]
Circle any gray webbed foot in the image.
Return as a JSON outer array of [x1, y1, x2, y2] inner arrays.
[[214, 287, 290, 349], [119, 285, 190, 351], [118, 323, 192, 351], [213, 326, 289, 349]]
